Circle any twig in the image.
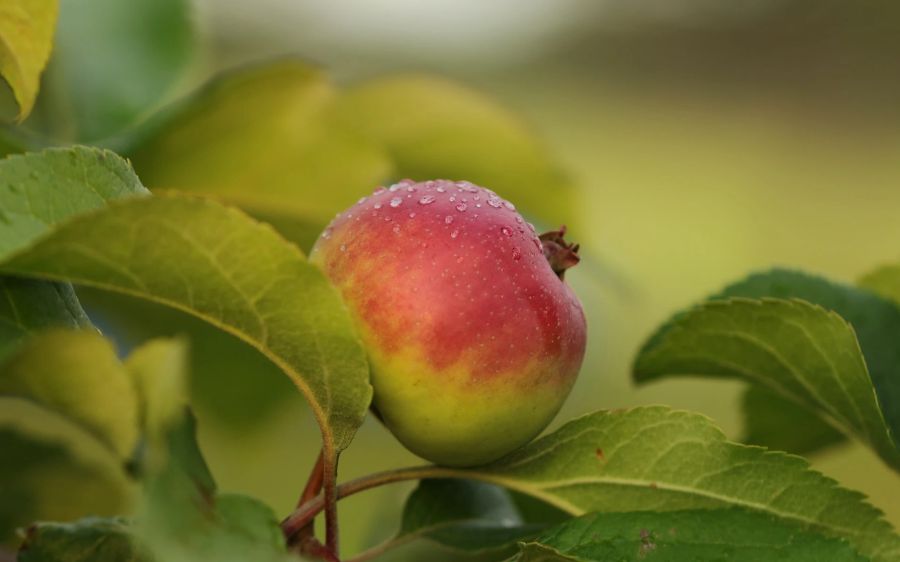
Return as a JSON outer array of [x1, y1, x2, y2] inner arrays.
[[323, 451, 340, 557]]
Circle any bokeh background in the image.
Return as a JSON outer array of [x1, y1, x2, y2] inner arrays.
[[6, 0, 900, 558]]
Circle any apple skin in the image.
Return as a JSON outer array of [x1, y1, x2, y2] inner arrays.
[[310, 179, 586, 467]]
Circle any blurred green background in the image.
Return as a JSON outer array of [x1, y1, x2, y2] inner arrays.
[[8, 0, 900, 558]]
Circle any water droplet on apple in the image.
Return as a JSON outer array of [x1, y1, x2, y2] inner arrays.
[[390, 197, 402, 208], [487, 197, 502, 208], [419, 195, 436, 205], [373, 202, 383, 209], [445, 216, 454, 224], [456, 203, 468, 212], [450, 229, 459, 239], [512, 247, 522, 261], [500, 226, 512, 237]]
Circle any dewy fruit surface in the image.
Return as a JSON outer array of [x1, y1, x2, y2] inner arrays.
[[311, 179, 586, 466]]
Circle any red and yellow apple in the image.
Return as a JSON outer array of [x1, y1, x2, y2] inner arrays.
[[311, 179, 586, 466]]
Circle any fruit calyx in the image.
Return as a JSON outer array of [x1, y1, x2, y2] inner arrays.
[[539, 226, 580, 280]]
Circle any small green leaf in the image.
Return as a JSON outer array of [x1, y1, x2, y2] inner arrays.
[[138, 492, 293, 562], [0, 147, 149, 259], [395, 479, 543, 556], [0, 277, 91, 362], [441, 406, 900, 562], [0, 192, 371, 453], [0, 0, 58, 120], [860, 263, 900, 309], [634, 298, 900, 470], [338, 75, 577, 232], [741, 386, 845, 455], [17, 0, 193, 143], [18, 517, 149, 562], [512, 509, 869, 562], [1, 329, 139, 459], [0, 428, 132, 545], [128, 59, 392, 242], [212, 494, 288, 555]]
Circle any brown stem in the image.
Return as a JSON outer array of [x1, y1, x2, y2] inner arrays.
[[323, 451, 340, 557], [539, 226, 580, 280], [298, 450, 326, 508], [302, 539, 341, 562], [282, 465, 463, 538], [289, 450, 326, 554]]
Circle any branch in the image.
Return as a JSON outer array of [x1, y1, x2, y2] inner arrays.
[[282, 465, 464, 539]]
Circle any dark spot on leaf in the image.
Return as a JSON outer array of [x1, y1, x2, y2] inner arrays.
[[649, 482, 658, 489], [595, 447, 605, 460], [638, 529, 657, 559]]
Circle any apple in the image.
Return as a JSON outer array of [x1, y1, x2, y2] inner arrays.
[[311, 179, 586, 466]]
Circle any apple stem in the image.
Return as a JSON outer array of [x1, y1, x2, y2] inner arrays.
[[539, 226, 580, 280]]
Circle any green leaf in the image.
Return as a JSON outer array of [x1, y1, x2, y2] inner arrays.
[[0, 428, 132, 545], [438, 406, 900, 562], [0, 277, 91, 362], [18, 517, 149, 562], [128, 59, 392, 242], [0, 147, 149, 259], [338, 75, 577, 232], [1, 329, 138, 459], [741, 386, 845, 455], [512, 508, 869, 562], [860, 263, 900, 309], [0, 192, 371, 453], [0, 0, 57, 120], [705, 268, 900, 455], [138, 492, 293, 562], [17, 0, 193, 144], [391, 479, 543, 557], [0, 332, 136, 543], [634, 297, 900, 470]]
